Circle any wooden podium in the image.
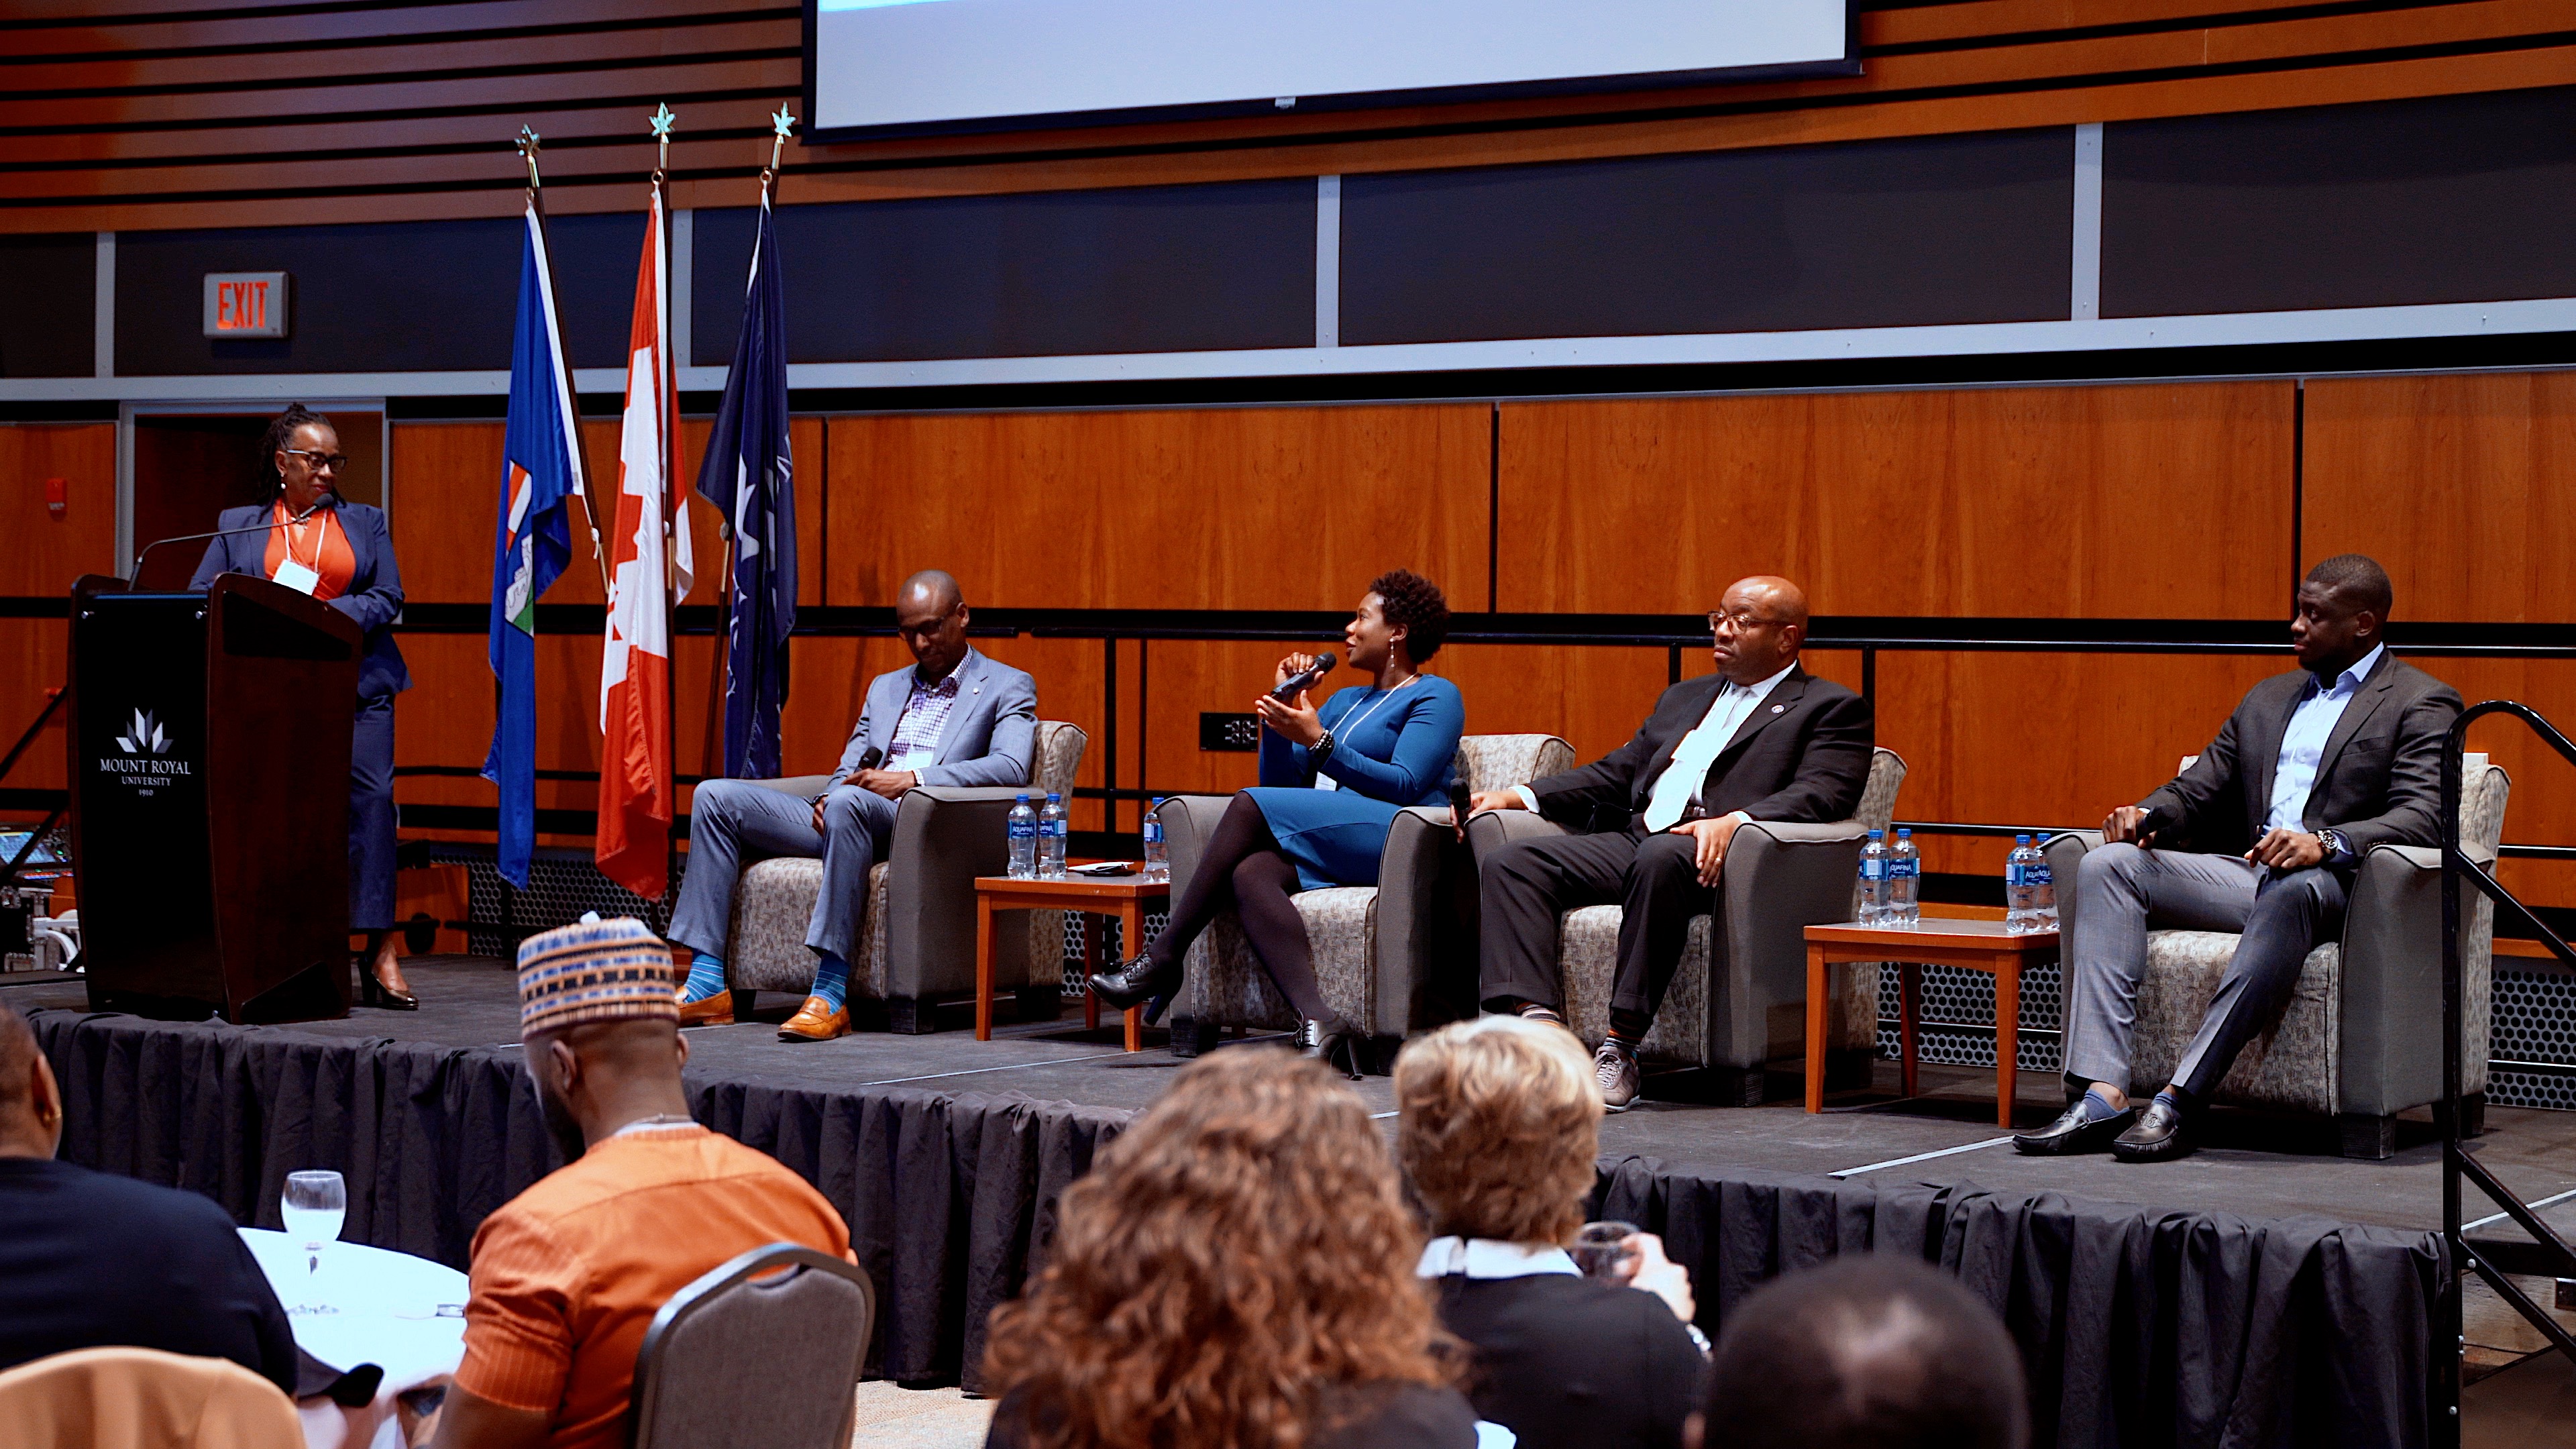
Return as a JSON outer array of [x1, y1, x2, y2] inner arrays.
[[67, 574, 363, 1022]]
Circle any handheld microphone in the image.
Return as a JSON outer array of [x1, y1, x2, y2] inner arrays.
[[1268, 651, 1339, 703], [857, 746, 884, 771]]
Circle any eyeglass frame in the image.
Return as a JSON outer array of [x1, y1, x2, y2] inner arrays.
[[280, 447, 350, 472], [1706, 607, 1787, 633]]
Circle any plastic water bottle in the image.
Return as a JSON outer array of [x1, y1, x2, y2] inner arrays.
[[1889, 827, 1921, 927], [1007, 794, 1037, 879], [1857, 828, 1891, 926], [1141, 798, 1169, 882], [2028, 837, 2056, 927], [1039, 792, 1069, 879], [2005, 834, 2038, 932]]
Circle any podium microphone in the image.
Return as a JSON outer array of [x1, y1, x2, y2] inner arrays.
[[1269, 651, 1338, 703], [131, 496, 329, 588]]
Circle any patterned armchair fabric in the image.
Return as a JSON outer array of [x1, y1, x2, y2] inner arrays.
[[1538, 749, 1907, 1069], [2044, 756, 2508, 1141], [722, 721, 1088, 1014], [1175, 733, 1577, 1036]]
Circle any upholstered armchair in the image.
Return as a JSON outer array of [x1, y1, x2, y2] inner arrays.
[[716, 720, 1087, 1034], [1465, 747, 1907, 1104], [2041, 755, 2508, 1159], [1165, 733, 1576, 1052]]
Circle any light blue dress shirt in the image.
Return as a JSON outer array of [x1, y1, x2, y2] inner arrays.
[[2265, 642, 2385, 837]]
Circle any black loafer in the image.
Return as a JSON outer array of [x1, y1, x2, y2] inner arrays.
[[2110, 1098, 2194, 1163], [2012, 1099, 2137, 1156]]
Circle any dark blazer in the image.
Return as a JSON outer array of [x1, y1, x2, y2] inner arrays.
[[1434, 1273, 1704, 1449], [1529, 664, 1874, 833], [2141, 650, 2462, 859], [985, 1381, 1480, 1448], [190, 498, 410, 700], [0, 1157, 299, 1395]]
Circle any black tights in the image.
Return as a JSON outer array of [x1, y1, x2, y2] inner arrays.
[[1148, 793, 1340, 1030]]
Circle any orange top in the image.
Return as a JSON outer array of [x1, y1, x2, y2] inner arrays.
[[261, 500, 356, 600], [453, 1125, 853, 1449]]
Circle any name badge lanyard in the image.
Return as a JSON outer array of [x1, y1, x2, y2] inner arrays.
[[274, 507, 331, 595], [1311, 677, 1417, 792]]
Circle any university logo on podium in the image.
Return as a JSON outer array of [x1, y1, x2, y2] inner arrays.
[[100, 708, 190, 797]]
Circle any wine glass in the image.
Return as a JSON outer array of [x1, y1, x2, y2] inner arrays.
[[282, 1170, 347, 1314]]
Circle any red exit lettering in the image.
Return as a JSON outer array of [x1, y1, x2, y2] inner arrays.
[[216, 280, 268, 331]]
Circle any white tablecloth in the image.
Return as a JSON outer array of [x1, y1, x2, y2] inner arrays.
[[238, 1228, 468, 1449]]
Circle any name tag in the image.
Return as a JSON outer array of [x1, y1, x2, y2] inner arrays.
[[273, 559, 321, 595], [889, 746, 937, 772]]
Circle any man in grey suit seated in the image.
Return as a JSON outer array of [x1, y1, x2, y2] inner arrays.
[[667, 570, 1038, 1042], [2015, 555, 2461, 1163]]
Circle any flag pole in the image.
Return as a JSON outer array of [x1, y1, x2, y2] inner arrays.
[[517, 125, 614, 596], [651, 103, 685, 873]]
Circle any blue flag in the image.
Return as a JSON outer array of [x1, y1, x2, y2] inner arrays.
[[482, 201, 583, 887], [696, 187, 796, 779]]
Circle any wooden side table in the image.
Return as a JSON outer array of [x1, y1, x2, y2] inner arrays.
[[973, 873, 1169, 1052], [1803, 920, 2059, 1128]]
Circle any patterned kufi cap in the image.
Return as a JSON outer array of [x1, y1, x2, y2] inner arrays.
[[516, 916, 677, 1036]]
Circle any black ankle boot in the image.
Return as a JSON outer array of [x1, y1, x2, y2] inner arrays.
[[1087, 955, 1183, 1022], [1298, 1018, 1366, 1080]]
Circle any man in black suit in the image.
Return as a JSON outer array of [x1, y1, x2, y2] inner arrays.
[[2015, 554, 2462, 1163], [1468, 575, 1874, 1109], [0, 998, 298, 1391]]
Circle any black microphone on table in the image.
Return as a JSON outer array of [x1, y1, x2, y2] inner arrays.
[[130, 492, 335, 588], [1268, 651, 1339, 703]]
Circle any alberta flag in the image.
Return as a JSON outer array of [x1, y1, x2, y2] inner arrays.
[[482, 198, 583, 888], [696, 182, 796, 778]]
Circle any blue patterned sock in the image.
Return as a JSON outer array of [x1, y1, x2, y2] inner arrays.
[[2078, 1087, 2124, 1122], [810, 951, 851, 1014], [679, 953, 727, 1004], [2153, 1087, 2188, 1116]]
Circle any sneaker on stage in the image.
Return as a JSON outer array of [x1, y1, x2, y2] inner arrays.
[[1592, 1040, 1640, 1113], [777, 996, 850, 1042]]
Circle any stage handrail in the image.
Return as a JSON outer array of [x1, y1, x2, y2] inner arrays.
[[2440, 701, 2576, 1442]]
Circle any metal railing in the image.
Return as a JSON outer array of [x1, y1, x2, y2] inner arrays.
[[2439, 701, 2576, 1439]]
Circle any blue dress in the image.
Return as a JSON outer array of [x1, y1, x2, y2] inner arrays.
[[1248, 675, 1466, 891]]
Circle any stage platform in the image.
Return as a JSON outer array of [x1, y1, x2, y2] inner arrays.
[[15, 955, 2575, 1447]]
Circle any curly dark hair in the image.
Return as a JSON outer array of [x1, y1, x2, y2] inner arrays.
[[1368, 569, 1449, 663], [259, 403, 332, 482], [982, 1049, 1460, 1449]]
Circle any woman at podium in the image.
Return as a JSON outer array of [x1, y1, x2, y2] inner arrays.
[[190, 405, 417, 1010]]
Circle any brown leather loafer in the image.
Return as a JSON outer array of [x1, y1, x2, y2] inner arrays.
[[676, 990, 734, 1028], [777, 996, 851, 1042]]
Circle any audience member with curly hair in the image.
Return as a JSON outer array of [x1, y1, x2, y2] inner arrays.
[[981, 1048, 1481, 1449], [1091, 570, 1462, 1075], [1395, 1016, 1707, 1449]]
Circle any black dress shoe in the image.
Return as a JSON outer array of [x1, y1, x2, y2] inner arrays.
[[1297, 1019, 1366, 1080], [2111, 1097, 2194, 1163], [1086, 955, 1182, 1024], [2012, 1098, 2136, 1156], [359, 969, 420, 1012]]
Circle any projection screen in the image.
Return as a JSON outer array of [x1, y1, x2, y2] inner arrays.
[[807, 0, 1857, 142]]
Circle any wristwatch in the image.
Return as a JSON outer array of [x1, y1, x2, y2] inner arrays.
[[1310, 730, 1336, 765], [2319, 828, 2353, 863]]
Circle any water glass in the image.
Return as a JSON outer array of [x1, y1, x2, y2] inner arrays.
[[282, 1169, 347, 1314], [1570, 1220, 1640, 1279]]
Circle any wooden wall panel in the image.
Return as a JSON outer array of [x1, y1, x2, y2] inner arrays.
[[1, 425, 118, 597], [824, 405, 1490, 612], [0, 621, 70, 803], [2304, 372, 2576, 623], [12, 0, 2576, 232], [1499, 382, 2294, 618], [390, 418, 820, 608]]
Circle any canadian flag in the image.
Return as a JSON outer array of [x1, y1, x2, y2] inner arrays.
[[596, 182, 694, 899]]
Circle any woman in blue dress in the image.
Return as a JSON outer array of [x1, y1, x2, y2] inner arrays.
[[1089, 570, 1463, 1077]]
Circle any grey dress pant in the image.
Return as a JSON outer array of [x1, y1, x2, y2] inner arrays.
[[2063, 842, 2349, 1102], [665, 778, 899, 967]]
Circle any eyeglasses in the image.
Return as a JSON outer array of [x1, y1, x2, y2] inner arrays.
[[282, 448, 350, 472], [894, 608, 958, 641], [1707, 608, 1776, 631]]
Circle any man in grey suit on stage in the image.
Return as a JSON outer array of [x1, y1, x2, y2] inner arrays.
[[667, 570, 1038, 1042], [2015, 554, 2461, 1163]]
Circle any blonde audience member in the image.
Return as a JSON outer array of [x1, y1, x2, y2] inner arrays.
[[1396, 1016, 1705, 1449]]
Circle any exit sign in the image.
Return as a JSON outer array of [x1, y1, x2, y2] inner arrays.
[[203, 272, 288, 338]]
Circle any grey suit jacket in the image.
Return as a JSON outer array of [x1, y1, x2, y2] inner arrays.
[[2141, 651, 2463, 860], [828, 646, 1038, 790]]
